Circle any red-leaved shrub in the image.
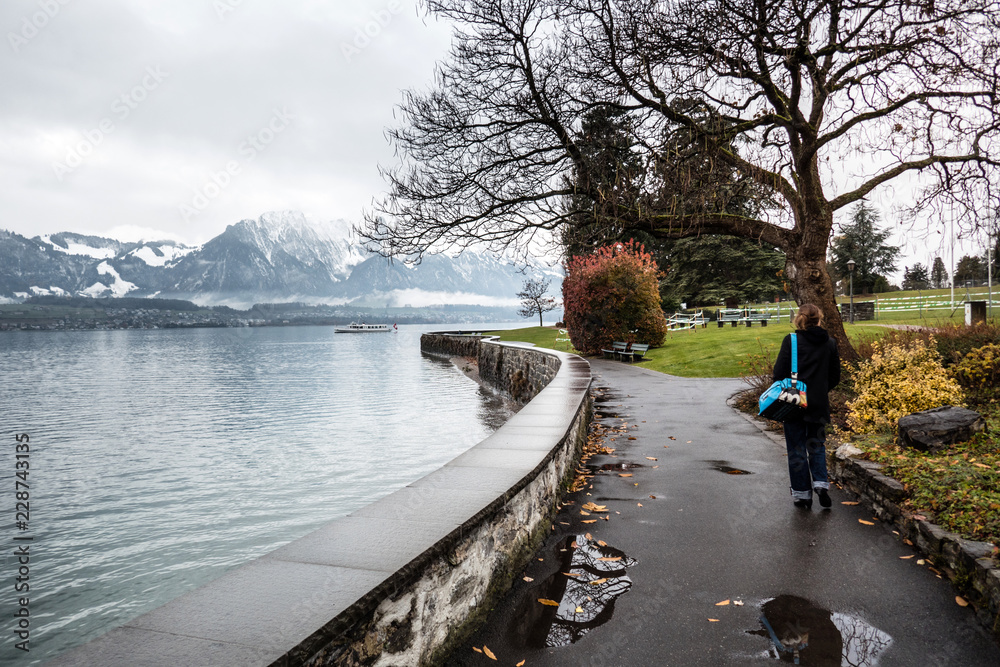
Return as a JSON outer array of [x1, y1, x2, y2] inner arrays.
[[562, 240, 668, 355]]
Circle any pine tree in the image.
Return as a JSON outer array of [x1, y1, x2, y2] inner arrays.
[[829, 202, 900, 294], [931, 257, 949, 289]]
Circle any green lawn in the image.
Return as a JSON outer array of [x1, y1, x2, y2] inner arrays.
[[486, 323, 889, 377]]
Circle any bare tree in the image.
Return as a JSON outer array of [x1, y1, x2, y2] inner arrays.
[[361, 0, 1000, 360], [518, 277, 560, 326]]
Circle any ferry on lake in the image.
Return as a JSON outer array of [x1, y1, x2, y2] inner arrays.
[[334, 322, 396, 333]]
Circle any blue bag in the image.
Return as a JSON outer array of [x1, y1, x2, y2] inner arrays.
[[758, 333, 808, 421]]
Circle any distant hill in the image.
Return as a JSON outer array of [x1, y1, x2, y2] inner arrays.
[[0, 211, 560, 309]]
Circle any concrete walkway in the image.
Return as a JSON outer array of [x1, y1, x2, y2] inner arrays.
[[447, 359, 1000, 666]]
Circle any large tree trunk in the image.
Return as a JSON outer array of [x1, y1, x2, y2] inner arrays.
[[785, 247, 858, 363]]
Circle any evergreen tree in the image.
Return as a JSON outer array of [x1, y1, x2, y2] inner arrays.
[[829, 202, 900, 294], [931, 257, 949, 289], [902, 264, 930, 291], [955, 255, 985, 285], [660, 236, 786, 306]]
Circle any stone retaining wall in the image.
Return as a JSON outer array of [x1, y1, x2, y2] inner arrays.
[[830, 448, 1000, 638], [49, 334, 591, 667], [421, 332, 561, 404]]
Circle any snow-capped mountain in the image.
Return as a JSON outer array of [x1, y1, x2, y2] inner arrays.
[[0, 211, 559, 307]]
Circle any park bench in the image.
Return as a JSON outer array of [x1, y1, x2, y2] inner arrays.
[[743, 311, 771, 327], [602, 341, 629, 360], [717, 309, 743, 327], [624, 343, 650, 363]]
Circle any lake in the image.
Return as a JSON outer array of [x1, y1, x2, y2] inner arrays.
[[0, 323, 515, 665]]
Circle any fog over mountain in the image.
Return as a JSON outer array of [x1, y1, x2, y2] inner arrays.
[[0, 211, 559, 308]]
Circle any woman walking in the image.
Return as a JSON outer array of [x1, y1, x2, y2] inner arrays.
[[772, 304, 842, 509]]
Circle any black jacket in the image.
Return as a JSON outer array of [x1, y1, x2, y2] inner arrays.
[[772, 326, 842, 423]]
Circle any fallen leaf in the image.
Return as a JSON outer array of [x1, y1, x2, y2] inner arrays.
[[517, 661, 525, 667], [917, 559, 926, 565], [580, 510, 591, 516], [708, 618, 720, 622], [973, 463, 990, 469], [903, 538, 914, 546], [582, 519, 597, 524], [473, 646, 483, 654], [483, 646, 497, 660], [538, 558, 544, 562], [523, 576, 534, 582], [598, 556, 622, 562], [585, 533, 593, 540], [563, 572, 581, 578], [628, 437, 637, 440], [686, 440, 692, 443], [899, 555, 914, 560], [715, 599, 730, 606], [841, 501, 859, 506], [650, 495, 657, 499], [668, 436, 676, 440], [597, 540, 607, 547], [956, 596, 969, 607], [590, 578, 609, 585], [619, 473, 633, 477], [653, 465, 660, 468], [912, 515, 927, 521], [538, 599, 560, 606], [575, 606, 584, 613], [733, 600, 744, 606], [858, 519, 874, 526], [646, 457, 657, 461], [637, 503, 643, 507]]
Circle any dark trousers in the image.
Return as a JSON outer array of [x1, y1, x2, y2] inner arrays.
[[783, 420, 829, 500]]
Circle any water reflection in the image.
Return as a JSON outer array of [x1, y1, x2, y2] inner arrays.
[[706, 460, 754, 475], [750, 595, 893, 666], [517, 534, 638, 647]]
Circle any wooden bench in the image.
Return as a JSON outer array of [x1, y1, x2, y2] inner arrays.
[[743, 311, 771, 327], [602, 341, 628, 360], [717, 309, 742, 327], [624, 343, 649, 363]]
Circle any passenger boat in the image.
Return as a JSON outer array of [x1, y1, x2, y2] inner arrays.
[[334, 322, 395, 333]]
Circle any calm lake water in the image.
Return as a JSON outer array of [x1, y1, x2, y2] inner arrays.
[[0, 324, 516, 665]]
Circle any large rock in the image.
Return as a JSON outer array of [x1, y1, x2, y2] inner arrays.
[[897, 406, 986, 453]]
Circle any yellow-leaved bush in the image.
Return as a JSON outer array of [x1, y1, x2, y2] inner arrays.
[[847, 336, 964, 433], [950, 343, 1000, 392]]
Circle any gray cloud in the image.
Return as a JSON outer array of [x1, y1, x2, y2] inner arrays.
[[1, 0, 451, 243]]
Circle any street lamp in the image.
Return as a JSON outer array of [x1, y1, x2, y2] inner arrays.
[[847, 258, 856, 324]]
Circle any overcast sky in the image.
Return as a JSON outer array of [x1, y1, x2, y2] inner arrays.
[[1, 0, 985, 279], [1, 0, 452, 245]]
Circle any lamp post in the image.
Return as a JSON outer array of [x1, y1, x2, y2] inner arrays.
[[847, 258, 856, 324]]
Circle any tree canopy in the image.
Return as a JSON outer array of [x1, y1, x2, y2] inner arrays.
[[362, 0, 1000, 360]]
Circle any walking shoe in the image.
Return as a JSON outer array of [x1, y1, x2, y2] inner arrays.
[[817, 489, 832, 508], [793, 498, 813, 510]]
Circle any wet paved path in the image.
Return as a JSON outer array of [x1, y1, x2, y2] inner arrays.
[[447, 359, 1000, 666]]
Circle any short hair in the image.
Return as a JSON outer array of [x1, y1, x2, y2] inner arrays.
[[794, 304, 824, 330]]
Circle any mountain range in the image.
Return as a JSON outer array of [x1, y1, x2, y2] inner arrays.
[[0, 211, 560, 309]]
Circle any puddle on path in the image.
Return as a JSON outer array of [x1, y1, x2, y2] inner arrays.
[[509, 535, 638, 648], [706, 460, 754, 475], [590, 462, 644, 473], [748, 595, 893, 666]]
